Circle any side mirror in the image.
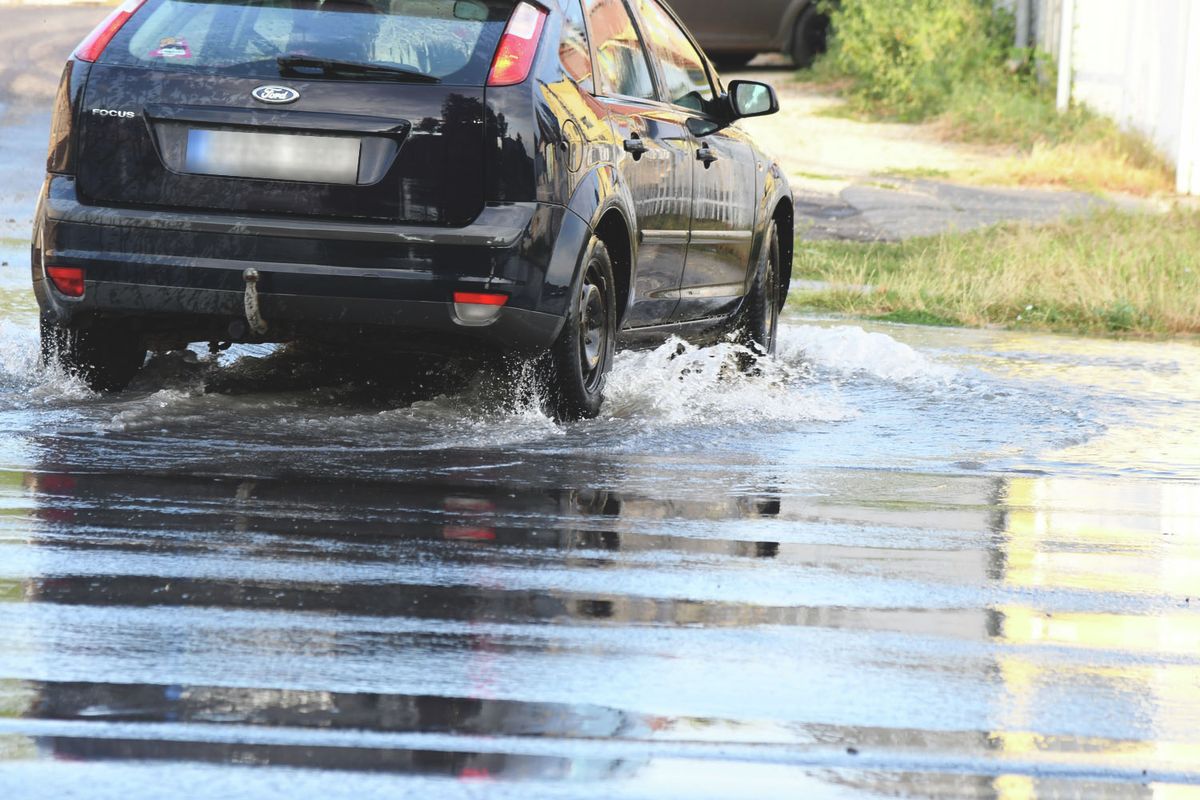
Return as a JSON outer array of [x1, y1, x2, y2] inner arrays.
[[728, 80, 779, 120]]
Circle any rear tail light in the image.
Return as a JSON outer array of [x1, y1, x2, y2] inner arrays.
[[453, 291, 508, 325], [74, 0, 148, 63], [47, 63, 76, 174], [454, 292, 509, 307], [46, 266, 85, 298], [487, 2, 547, 87]]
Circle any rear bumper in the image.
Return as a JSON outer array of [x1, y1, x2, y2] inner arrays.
[[34, 176, 590, 352]]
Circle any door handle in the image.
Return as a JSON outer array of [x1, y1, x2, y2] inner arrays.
[[697, 142, 719, 168], [624, 135, 648, 160]]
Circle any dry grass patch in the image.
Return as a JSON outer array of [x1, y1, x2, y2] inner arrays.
[[968, 141, 1175, 197], [791, 208, 1200, 337], [806, 0, 1178, 196]]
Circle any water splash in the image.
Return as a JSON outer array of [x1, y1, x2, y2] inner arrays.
[[779, 324, 958, 385], [4, 320, 972, 443], [0, 318, 92, 404], [602, 337, 848, 426]]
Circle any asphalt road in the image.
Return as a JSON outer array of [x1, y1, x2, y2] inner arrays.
[[2, 6, 1200, 799]]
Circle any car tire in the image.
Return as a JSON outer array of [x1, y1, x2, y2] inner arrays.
[[40, 317, 147, 392], [542, 237, 617, 421], [790, 5, 830, 69], [737, 220, 782, 360]]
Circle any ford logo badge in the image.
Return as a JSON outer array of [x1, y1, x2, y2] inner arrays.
[[252, 85, 300, 105]]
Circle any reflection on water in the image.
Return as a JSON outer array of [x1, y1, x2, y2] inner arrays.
[[3, 248, 1200, 795], [1, 456, 1199, 797], [990, 476, 1200, 800]]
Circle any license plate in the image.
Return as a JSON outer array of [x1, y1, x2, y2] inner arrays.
[[185, 129, 361, 185]]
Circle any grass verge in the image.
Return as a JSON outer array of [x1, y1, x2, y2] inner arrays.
[[806, 0, 1176, 196], [937, 85, 1174, 196], [790, 208, 1200, 337]]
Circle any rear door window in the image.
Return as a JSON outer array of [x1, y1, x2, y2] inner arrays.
[[632, 0, 713, 112], [583, 0, 655, 101], [104, 0, 514, 84], [560, 0, 594, 92]]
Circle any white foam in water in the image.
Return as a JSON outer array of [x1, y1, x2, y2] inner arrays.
[[362, 362, 568, 450], [779, 324, 958, 385], [102, 334, 859, 441], [601, 336, 849, 426], [7, 316, 961, 445], [0, 318, 92, 404]]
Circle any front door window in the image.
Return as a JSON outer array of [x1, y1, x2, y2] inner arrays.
[[632, 0, 714, 112], [584, 0, 656, 100]]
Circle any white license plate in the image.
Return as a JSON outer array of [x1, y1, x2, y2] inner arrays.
[[185, 129, 361, 184]]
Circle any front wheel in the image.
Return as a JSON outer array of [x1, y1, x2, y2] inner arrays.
[[541, 237, 617, 421], [737, 220, 782, 360], [40, 317, 147, 392]]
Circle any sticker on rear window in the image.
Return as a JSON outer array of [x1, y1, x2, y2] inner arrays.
[[150, 37, 191, 59]]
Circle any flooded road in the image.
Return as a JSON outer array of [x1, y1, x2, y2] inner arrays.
[[3, 106, 1200, 798]]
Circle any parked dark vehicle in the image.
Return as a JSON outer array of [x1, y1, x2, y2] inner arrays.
[[33, 0, 793, 419], [667, 0, 830, 69]]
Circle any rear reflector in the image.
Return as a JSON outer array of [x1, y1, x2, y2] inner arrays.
[[453, 292, 509, 306], [74, 0, 147, 63], [487, 2, 547, 87], [46, 266, 85, 298], [453, 292, 508, 325]]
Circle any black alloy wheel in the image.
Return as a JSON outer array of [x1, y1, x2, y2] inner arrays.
[[738, 220, 782, 361], [544, 237, 617, 421]]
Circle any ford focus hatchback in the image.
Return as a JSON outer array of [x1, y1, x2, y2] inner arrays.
[[33, 0, 793, 419]]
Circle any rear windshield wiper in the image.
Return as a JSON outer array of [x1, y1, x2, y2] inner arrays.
[[277, 55, 440, 83]]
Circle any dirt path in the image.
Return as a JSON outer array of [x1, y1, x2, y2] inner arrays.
[[731, 59, 1116, 241], [734, 63, 1000, 192]]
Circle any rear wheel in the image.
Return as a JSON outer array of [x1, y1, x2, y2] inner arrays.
[[40, 317, 147, 392], [542, 237, 617, 421], [790, 5, 830, 69], [738, 220, 782, 359]]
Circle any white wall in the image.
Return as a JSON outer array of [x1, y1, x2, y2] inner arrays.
[[1061, 0, 1200, 195]]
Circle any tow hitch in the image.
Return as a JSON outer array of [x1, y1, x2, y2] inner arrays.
[[242, 268, 269, 336]]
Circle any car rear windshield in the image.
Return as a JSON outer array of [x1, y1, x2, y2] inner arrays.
[[101, 0, 515, 84]]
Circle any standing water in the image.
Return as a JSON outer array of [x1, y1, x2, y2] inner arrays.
[[2, 108, 1200, 799]]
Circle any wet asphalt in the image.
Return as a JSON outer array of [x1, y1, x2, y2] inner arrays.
[[3, 7, 1200, 798]]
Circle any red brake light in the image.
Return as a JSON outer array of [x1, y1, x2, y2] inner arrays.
[[46, 266, 85, 298], [487, 2, 547, 87], [74, 0, 148, 63], [453, 292, 509, 306]]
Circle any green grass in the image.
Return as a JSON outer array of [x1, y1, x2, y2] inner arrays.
[[881, 167, 952, 181], [791, 208, 1200, 337], [871, 310, 960, 327], [801, 72, 1175, 195], [0, 282, 36, 320], [805, 0, 1176, 196], [790, 169, 844, 182], [940, 83, 1174, 195]]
